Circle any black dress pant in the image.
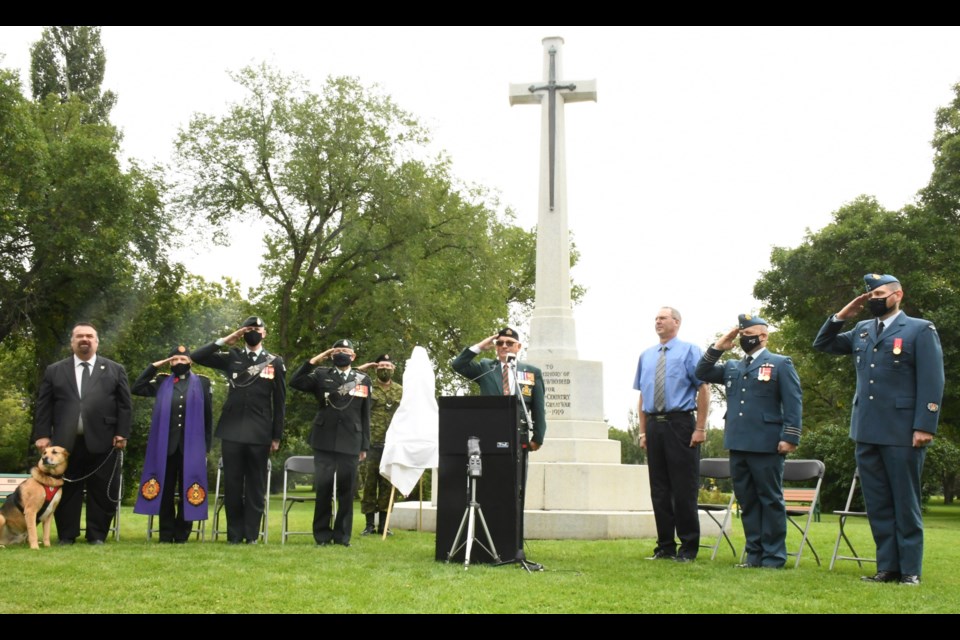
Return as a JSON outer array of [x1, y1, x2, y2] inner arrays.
[[645, 412, 700, 558], [158, 452, 193, 542], [312, 450, 358, 544], [221, 439, 270, 543], [56, 435, 120, 542]]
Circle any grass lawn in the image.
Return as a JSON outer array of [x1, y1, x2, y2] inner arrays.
[[2, 493, 959, 613]]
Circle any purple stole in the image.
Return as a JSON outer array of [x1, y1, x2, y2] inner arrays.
[[134, 374, 208, 520]]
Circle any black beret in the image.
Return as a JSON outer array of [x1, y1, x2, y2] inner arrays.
[[168, 345, 191, 358]]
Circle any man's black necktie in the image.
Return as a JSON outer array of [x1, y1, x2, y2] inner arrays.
[[80, 361, 91, 397], [877, 320, 885, 336], [744, 355, 753, 367]]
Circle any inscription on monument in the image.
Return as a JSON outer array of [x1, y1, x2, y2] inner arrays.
[[543, 364, 571, 416]]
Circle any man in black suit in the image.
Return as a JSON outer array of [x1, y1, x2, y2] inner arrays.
[[32, 322, 132, 545], [290, 338, 371, 547], [132, 345, 214, 543], [191, 316, 286, 544]]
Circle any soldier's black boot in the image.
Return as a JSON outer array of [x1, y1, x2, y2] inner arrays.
[[377, 511, 393, 536], [361, 513, 376, 536]]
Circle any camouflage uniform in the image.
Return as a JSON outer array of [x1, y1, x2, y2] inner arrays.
[[361, 379, 403, 529]]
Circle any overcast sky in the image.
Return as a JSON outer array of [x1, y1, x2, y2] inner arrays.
[[3, 26, 959, 426]]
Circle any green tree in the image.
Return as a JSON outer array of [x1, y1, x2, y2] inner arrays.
[[29, 26, 116, 123], [175, 64, 563, 445], [0, 62, 170, 403]]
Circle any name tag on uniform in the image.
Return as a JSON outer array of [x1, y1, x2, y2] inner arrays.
[[350, 384, 369, 398]]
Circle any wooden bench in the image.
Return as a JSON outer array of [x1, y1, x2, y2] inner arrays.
[[1, 473, 30, 506]]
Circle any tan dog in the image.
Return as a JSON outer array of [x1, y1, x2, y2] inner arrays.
[[0, 447, 69, 549]]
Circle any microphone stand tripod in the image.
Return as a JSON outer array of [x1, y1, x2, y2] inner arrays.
[[493, 358, 544, 572], [447, 444, 500, 570]]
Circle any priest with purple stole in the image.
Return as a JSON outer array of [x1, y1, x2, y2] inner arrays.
[[133, 345, 213, 543]]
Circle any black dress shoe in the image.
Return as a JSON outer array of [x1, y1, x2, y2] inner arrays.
[[899, 574, 920, 586], [316, 540, 332, 546], [334, 540, 351, 548], [377, 528, 393, 536], [57, 539, 76, 546], [361, 524, 376, 536], [645, 550, 676, 560], [87, 539, 105, 546], [861, 570, 901, 583], [674, 555, 695, 563]]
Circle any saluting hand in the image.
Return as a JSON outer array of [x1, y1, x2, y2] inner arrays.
[[222, 326, 252, 346], [837, 292, 872, 321], [309, 349, 335, 366], [713, 326, 740, 351], [478, 334, 499, 351], [151, 356, 174, 369]]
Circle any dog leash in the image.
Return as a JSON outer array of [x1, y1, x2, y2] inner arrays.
[[63, 448, 125, 504]]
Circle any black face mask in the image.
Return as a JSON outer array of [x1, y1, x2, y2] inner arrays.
[[243, 331, 263, 347], [868, 296, 892, 317], [332, 352, 352, 367], [171, 363, 191, 377], [739, 334, 761, 354]]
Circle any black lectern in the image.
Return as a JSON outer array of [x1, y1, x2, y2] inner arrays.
[[435, 396, 523, 564]]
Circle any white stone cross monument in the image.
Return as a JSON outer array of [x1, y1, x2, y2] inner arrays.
[[394, 38, 723, 541], [505, 37, 655, 538]]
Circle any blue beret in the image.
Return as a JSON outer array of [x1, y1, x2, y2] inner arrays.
[[738, 313, 768, 329], [864, 273, 899, 291]]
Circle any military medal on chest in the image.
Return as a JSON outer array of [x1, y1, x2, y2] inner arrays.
[[261, 364, 275, 379], [758, 364, 773, 382], [350, 383, 369, 398], [893, 337, 903, 355]]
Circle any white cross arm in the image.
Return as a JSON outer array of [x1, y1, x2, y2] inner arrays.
[[508, 79, 598, 106]]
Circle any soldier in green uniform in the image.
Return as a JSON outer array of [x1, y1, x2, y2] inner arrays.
[[356, 354, 402, 535]]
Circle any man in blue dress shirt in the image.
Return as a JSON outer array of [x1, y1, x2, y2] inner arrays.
[[697, 314, 802, 568], [814, 274, 944, 585], [633, 307, 710, 562]]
